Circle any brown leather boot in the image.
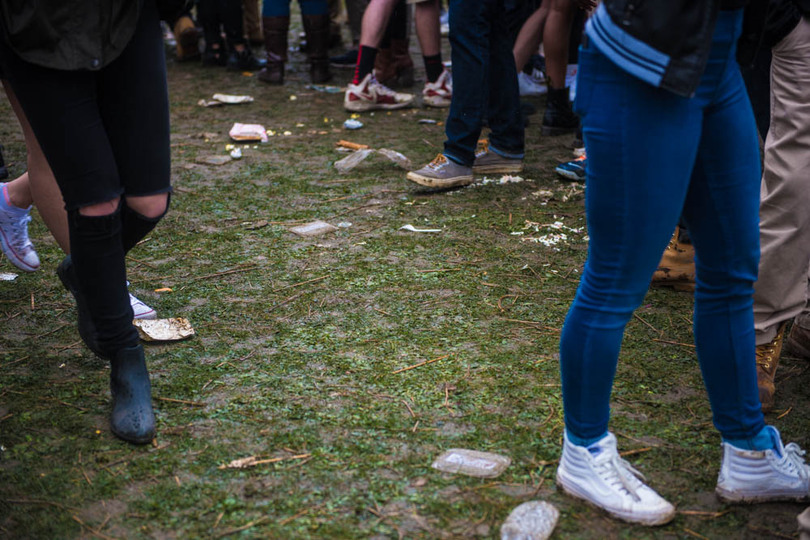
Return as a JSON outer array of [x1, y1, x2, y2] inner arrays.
[[173, 15, 200, 62], [374, 46, 397, 87], [258, 16, 289, 85], [756, 322, 787, 413], [390, 38, 415, 88], [303, 14, 333, 83], [651, 227, 695, 292], [783, 319, 810, 359]]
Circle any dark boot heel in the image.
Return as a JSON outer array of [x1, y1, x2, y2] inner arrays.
[[110, 345, 156, 444]]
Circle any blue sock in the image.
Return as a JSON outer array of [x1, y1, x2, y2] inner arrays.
[[566, 429, 609, 455], [724, 425, 780, 457]]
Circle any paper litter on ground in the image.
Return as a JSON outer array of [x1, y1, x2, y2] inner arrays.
[[198, 94, 254, 107], [134, 317, 195, 342], [0, 272, 18, 281], [229, 123, 268, 142], [400, 224, 442, 233]]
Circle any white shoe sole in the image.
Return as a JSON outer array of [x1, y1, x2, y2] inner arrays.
[[0, 235, 39, 272], [405, 171, 473, 189], [716, 485, 810, 503], [472, 163, 523, 175], [344, 98, 413, 112], [556, 472, 676, 526]]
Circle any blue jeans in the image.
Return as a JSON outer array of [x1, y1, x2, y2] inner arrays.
[[560, 10, 765, 444], [263, 0, 327, 17], [443, 0, 524, 166]]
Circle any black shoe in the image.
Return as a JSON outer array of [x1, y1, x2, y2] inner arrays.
[[57, 255, 105, 358], [226, 48, 266, 71], [110, 345, 156, 444], [202, 47, 227, 67], [330, 48, 358, 68], [542, 86, 579, 136]]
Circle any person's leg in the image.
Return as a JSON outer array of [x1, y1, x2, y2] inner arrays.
[[559, 44, 700, 446], [258, 0, 291, 84], [223, 0, 265, 69], [3, 81, 69, 252], [242, 0, 264, 44], [353, 0, 399, 84], [441, 0, 491, 167], [513, 1, 548, 74], [541, 0, 578, 135], [300, 0, 333, 83], [485, 0, 523, 162], [197, 0, 227, 65]]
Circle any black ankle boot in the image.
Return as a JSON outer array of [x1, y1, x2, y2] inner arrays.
[[110, 345, 156, 444], [57, 255, 105, 358], [226, 48, 266, 71], [542, 86, 579, 136]]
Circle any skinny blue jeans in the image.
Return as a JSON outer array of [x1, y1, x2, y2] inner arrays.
[[560, 10, 766, 445], [263, 0, 327, 17]]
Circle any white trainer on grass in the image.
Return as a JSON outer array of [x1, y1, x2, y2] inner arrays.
[[556, 431, 676, 526]]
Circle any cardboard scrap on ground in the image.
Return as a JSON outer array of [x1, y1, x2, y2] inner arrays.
[[289, 220, 338, 237], [134, 317, 195, 342], [0, 273, 18, 281], [198, 93, 254, 107], [229, 123, 268, 142], [432, 448, 511, 478]]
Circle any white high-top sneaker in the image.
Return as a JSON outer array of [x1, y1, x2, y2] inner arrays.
[[716, 426, 810, 503], [556, 432, 676, 526]]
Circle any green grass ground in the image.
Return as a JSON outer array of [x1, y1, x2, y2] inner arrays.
[[1, 29, 808, 540]]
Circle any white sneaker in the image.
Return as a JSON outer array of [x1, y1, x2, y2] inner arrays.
[[0, 183, 40, 272], [344, 72, 414, 112], [556, 432, 676, 526], [716, 426, 810, 503], [518, 71, 547, 97], [422, 69, 452, 108], [126, 282, 157, 320]]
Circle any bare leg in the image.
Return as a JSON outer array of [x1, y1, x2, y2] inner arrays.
[[3, 81, 70, 252], [3, 172, 34, 208], [543, 0, 574, 89], [359, 0, 399, 48], [514, 1, 549, 73], [414, 0, 440, 57]]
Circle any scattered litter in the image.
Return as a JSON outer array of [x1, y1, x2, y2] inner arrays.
[[289, 95, 297, 101], [337, 222, 352, 228], [336, 140, 370, 151], [244, 220, 269, 230], [418, 119, 438, 124], [520, 220, 587, 248], [334, 148, 375, 173], [343, 118, 364, 130], [306, 84, 344, 94], [500, 501, 559, 540], [0, 272, 18, 281], [197, 93, 254, 107], [229, 123, 268, 142], [400, 224, 442, 233], [432, 448, 511, 478], [479, 175, 526, 186], [154, 287, 173, 293], [290, 220, 338, 237], [283, 130, 292, 136], [197, 155, 232, 165], [134, 317, 195, 342], [229, 148, 243, 159], [334, 146, 413, 172], [219, 453, 311, 470], [377, 148, 411, 170]]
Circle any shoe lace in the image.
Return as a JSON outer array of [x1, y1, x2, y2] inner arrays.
[[597, 454, 646, 502], [5, 212, 34, 252], [370, 76, 397, 97], [427, 154, 448, 170], [783, 443, 810, 479], [756, 325, 786, 369], [475, 140, 489, 159]]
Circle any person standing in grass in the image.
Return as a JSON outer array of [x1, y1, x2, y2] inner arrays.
[[0, 0, 172, 444], [554, 0, 810, 525]]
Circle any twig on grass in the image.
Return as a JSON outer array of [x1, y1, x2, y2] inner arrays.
[[214, 516, 269, 539], [633, 313, 660, 334], [392, 354, 450, 374], [157, 397, 206, 407], [653, 338, 696, 349], [72, 516, 116, 540], [271, 275, 328, 292], [776, 406, 793, 419]]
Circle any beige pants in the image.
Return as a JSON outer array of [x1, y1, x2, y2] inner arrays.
[[800, 507, 810, 540], [753, 16, 810, 345]]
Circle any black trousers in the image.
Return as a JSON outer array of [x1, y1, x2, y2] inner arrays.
[[0, 0, 171, 355]]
